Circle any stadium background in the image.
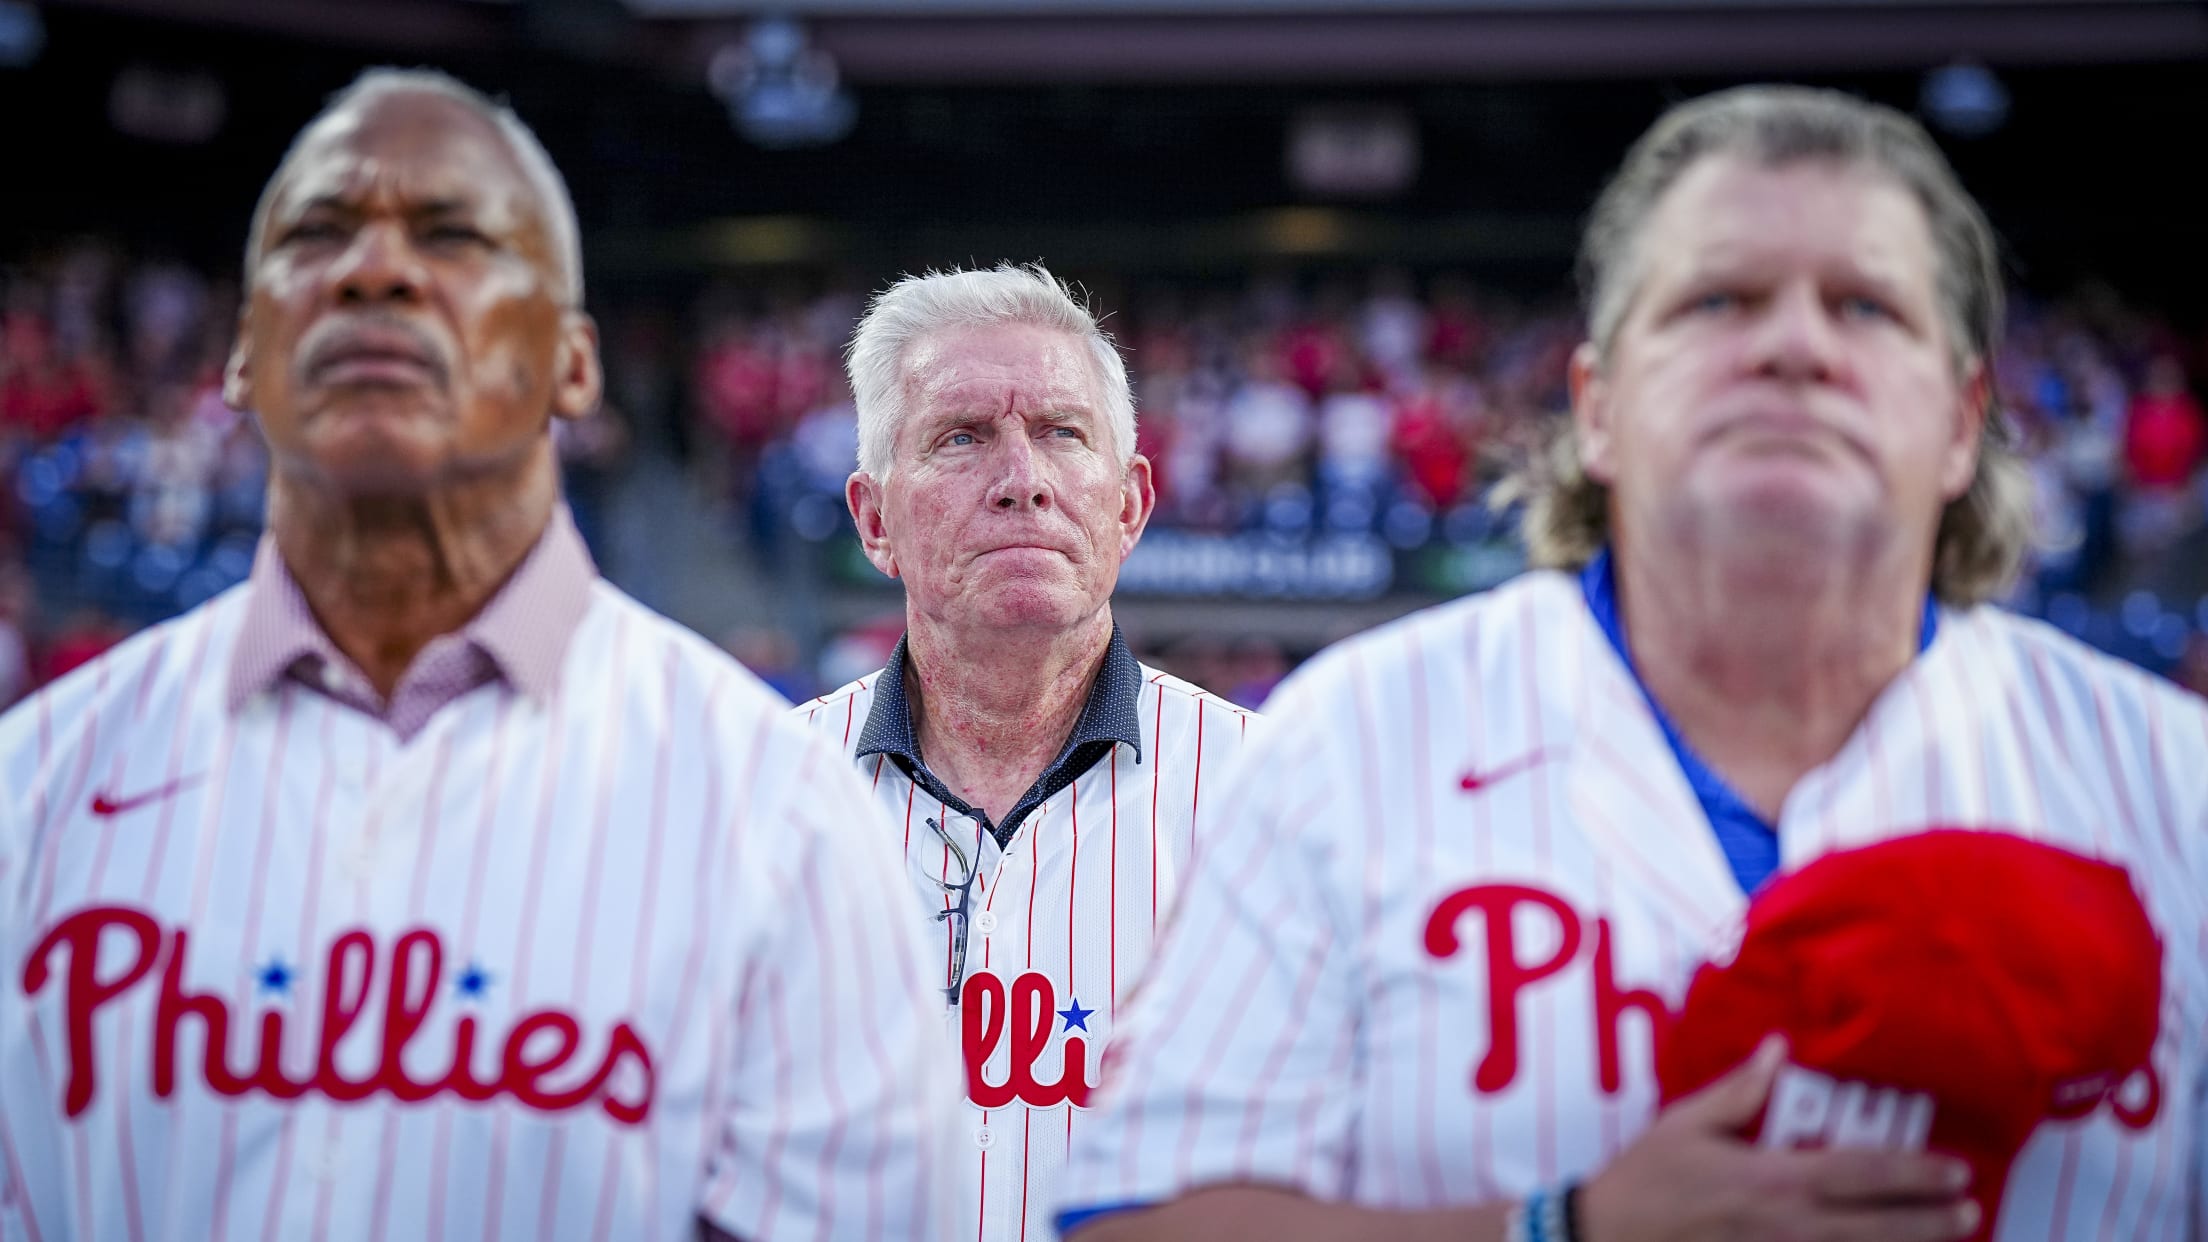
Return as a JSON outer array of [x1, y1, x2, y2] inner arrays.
[[2, 0, 2204, 710]]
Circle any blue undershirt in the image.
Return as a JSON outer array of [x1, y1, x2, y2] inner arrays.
[[1579, 547, 1937, 895], [1055, 559, 1941, 1236]]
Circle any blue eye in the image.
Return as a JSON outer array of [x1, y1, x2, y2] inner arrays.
[[1840, 295, 1895, 321], [947, 432, 976, 446], [1688, 290, 1740, 314]]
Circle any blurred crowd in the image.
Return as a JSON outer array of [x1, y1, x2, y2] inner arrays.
[[6, 243, 2206, 711]]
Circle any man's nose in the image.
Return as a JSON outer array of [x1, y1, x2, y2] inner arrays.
[[989, 437, 1053, 511], [329, 222, 427, 306], [1745, 283, 1843, 385]]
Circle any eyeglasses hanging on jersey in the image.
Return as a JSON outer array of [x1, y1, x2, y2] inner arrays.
[[926, 814, 989, 1004]]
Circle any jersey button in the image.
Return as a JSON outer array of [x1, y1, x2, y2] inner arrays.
[[973, 1126, 994, 1149], [973, 911, 998, 935]]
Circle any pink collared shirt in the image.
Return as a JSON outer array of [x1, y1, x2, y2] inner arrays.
[[223, 506, 596, 741]]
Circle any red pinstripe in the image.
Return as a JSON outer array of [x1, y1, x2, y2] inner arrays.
[[370, 726, 463, 1242], [1864, 699, 1894, 840], [1906, 671, 1941, 820], [1150, 680, 1165, 931], [2045, 1133, 2084, 1242], [1460, 607, 1498, 1199], [1172, 883, 1301, 1184], [136, 613, 219, 906], [481, 669, 575, 1242], [428, 695, 518, 1242], [1228, 914, 1330, 1173], [2023, 644, 2113, 856], [259, 700, 341, 1242], [1342, 647, 1399, 1196], [1574, 733, 1718, 926], [1517, 591, 1558, 1184], [98, 630, 212, 1242], [204, 691, 293, 1241], [1067, 777, 1081, 1165], [2126, 958, 2193, 1236], [30, 655, 110, 928], [1291, 978, 1358, 1185], [539, 616, 637, 1239], [0, 1108, 43, 1242], [2093, 1126, 2139, 1242], [2139, 691, 2186, 869], [797, 806, 852, 1242], [1403, 627, 1446, 1205], [1119, 789, 1324, 1191], [1187, 698, 1205, 865], [591, 647, 684, 1242], [1108, 747, 1119, 1007], [684, 701, 753, 1222], [745, 970, 797, 1234]]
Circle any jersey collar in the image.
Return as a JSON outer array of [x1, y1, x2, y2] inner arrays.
[[225, 504, 597, 715], [856, 622, 1146, 846], [1579, 546, 1939, 895]]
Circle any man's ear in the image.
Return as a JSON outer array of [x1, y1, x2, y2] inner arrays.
[[1568, 342, 1618, 485], [1117, 453, 1156, 560], [551, 310, 604, 422], [847, 470, 898, 579], [1939, 359, 1990, 501], [222, 317, 254, 413]]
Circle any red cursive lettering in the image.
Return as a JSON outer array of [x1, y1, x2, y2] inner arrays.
[[1424, 883, 1584, 1094], [1591, 918, 1668, 1095], [959, 970, 1093, 1109], [18, 905, 657, 1125], [21, 906, 162, 1117]]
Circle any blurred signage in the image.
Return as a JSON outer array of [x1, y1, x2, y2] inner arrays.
[[1117, 531, 1393, 599], [0, 0, 43, 69], [108, 66, 227, 145], [1287, 105, 1418, 198], [708, 16, 857, 149]]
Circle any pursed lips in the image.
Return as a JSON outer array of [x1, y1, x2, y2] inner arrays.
[[1706, 408, 1867, 459], [300, 322, 448, 387]]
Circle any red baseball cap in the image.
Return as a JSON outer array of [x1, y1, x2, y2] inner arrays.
[[1655, 829, 2162, 1239]]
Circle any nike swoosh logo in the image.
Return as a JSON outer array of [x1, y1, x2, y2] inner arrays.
[[1458, 748, 1563, 793], [90, 775, 204, 818]]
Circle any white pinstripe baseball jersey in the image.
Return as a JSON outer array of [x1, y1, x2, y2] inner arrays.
[[0, 580, 961, 1242], [797, 644, 1254, 1242], [1059, 570, 2207, 1240]]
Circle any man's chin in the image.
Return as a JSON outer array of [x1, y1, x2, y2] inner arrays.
[[948, 584, 1096, 633]]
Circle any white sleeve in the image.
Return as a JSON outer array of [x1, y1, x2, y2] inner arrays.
[[696, 731, 961, 1242], [1057, 677, 1362, 1232]]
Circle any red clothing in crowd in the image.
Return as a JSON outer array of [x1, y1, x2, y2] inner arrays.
[[2125, 390, 2207, 488]]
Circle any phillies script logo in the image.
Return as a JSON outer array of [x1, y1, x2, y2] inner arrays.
[[21, 905, 655, 1124], [1422, 882, 1669, 1096], [959, 970, 1095, 1109]]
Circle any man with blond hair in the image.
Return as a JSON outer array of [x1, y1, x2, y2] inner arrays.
[[1060, 86, 2205, 1242], [797, 263, 1256, 1242]]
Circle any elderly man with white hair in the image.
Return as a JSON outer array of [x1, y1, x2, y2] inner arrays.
[[795, 263, 1257, 1242]]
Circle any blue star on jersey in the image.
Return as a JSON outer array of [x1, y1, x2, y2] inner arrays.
[[1058, 997, 1093, 1033], [256, 957, 293, 998], [456, 961, 494, 1001]]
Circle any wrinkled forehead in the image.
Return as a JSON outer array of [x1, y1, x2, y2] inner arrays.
[[1649, 156, 1935, 275], [902, 322, 1106, 412], [256, 92, 545, 251]]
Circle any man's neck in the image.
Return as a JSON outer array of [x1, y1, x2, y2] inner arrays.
[[1615, 536, 1927, 821], [268, 450, 560, 699], [904, 611, 1115, 829]]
